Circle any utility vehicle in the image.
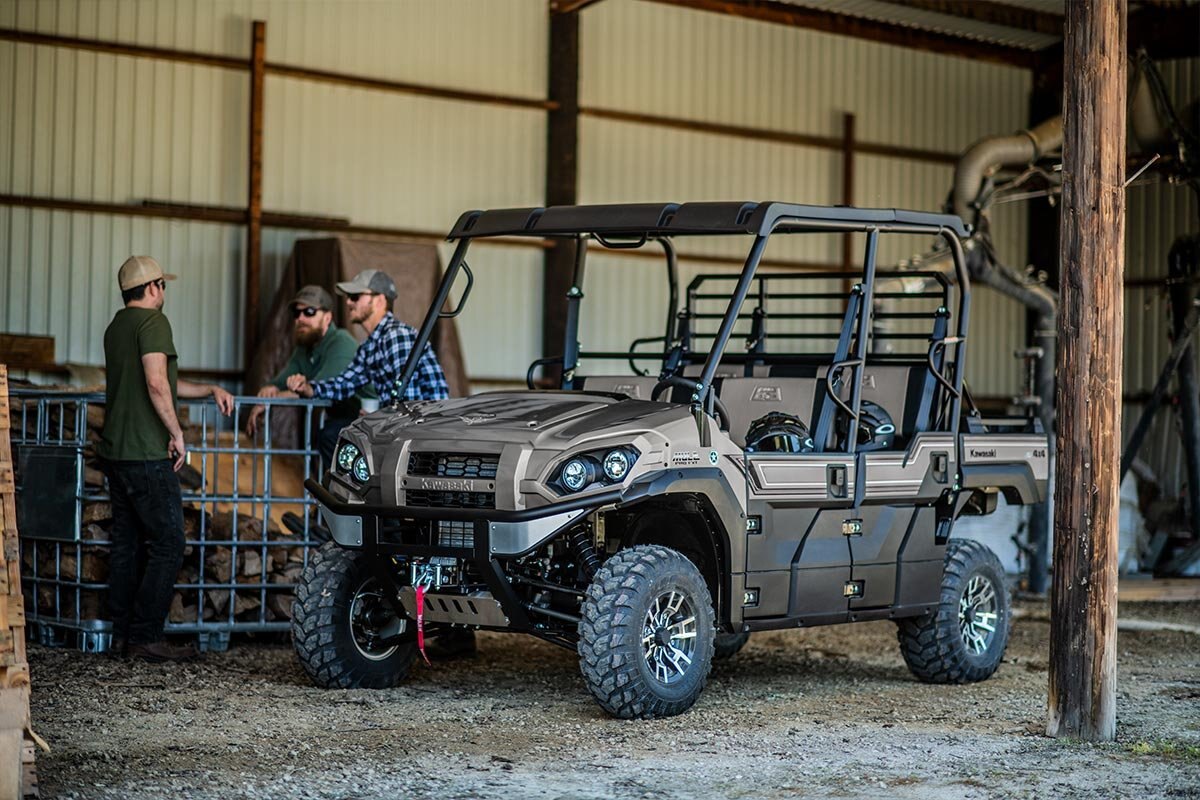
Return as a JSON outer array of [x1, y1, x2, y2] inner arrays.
[[294, 202, 1048, 719]]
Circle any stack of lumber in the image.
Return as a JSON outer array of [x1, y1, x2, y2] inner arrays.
[[0, 367, 41, 799]]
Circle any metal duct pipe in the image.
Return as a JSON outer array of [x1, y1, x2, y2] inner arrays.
[[1130, 64, 1171, 153], [952, 117, 1064, 224]]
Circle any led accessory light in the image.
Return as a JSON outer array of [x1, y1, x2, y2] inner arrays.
[[336, 442, 360, 472], [602, 449, 631, 481], [352, 456, 370, 483], [561, 458, 593, 492]]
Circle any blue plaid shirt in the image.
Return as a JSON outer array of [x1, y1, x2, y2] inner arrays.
[[310, 313, 450, 404]]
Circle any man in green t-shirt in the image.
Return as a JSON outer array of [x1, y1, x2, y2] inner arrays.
[[244, 284, 368, 463], [99, 255, 234, 662]]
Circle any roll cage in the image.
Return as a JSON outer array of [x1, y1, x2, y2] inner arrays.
[[396, 201, 973, 451]]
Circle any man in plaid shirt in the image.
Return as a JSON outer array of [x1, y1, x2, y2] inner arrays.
[[287, 269, 449, 454]]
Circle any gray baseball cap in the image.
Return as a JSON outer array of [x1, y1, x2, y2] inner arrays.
[[335, 269, 397, 300], [290, 284, 334, 311]]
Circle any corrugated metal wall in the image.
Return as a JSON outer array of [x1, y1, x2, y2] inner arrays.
[[578, 0, 1030, 396], [0, 0, 547, 377], [1122, 57, 1200, 497], [2, 0, 1048, 398]]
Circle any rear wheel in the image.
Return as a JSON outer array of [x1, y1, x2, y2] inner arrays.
[[292, 542, 416, 689], [578, 545, 715, 719], [896, 539, 1011, 684]]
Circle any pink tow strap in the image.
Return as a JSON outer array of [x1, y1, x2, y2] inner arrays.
[[415, 583, 431, 666]]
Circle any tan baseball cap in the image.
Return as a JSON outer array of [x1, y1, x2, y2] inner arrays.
[[290, 284, 334, 311], [118, 255, 177, 291]]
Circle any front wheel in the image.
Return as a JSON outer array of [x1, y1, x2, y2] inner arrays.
[[578, 545, 716, 719], [896, 538, 1011, 684], [292, 542, 417, 689]]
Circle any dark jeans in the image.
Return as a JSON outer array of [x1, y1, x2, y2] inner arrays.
[[317, 415, 357, 468], [103, 459, 185, 645]]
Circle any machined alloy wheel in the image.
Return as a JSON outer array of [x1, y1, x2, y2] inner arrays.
[[292, 541, 417, 689], [958, 574, 998, 656], [349, 577, 406, 662], [896, 538, 1011, 684], [578, 545, 716, 719], [642, 589, 698, 684]]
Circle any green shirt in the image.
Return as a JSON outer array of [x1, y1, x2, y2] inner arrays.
[[269, 324, 370, 417], [99, 307, 178, 462]]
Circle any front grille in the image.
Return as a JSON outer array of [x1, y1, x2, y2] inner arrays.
[[436, 520, 474, 549], [408, 452, 499, 480], [406, 489, 495, 509]]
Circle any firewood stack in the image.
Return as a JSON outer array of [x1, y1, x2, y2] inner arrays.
[[17, 390, 317, 631]]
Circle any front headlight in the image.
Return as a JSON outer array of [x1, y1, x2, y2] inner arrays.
[[336, 442, 360, 473], [352, 456, 370, 483], [561, 457, 595, 492], [602, 449, 632, 481], [552, 446, 639, 494]]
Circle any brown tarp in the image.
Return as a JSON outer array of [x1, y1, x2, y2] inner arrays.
[[245, 237, 469, 448]]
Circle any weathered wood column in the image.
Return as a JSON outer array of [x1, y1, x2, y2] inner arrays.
[[542, 7, 580, 367], [245, 20, 266, 374], [1047, 0, 1126, 742]]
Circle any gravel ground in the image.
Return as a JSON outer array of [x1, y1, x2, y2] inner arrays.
[[27, 599, 1200, 800]]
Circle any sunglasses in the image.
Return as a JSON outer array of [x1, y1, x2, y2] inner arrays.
[[291, 306, 321, 319], [346, 292, 377, 303]]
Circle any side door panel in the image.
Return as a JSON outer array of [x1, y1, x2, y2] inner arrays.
[[744, 454, 856, 623], [849, 433, 955, 609]]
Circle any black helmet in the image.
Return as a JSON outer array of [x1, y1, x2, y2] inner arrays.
[[745, 412, 814, 454], [837, 401, 896, 451]]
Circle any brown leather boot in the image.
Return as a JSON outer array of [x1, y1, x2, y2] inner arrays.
[[128, 640, 201, 663]]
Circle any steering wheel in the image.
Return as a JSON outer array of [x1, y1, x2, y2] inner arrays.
[[651, 375, 732, 433]]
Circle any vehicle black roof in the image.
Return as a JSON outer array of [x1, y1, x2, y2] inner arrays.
[[446, 201, 969, 240]]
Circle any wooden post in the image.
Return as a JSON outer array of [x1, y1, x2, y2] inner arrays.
[[542, 8, 580, 369], [0, 366, 36, 799], [1047, 0, 1126, 742], [245, 20, 266, 374]]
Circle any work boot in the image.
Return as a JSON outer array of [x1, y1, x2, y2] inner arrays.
[[425, 628, 477, 660], [108, 637, 128, 659], [128, 640, 201, 663]]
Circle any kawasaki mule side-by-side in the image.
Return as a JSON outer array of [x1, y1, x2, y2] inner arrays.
[[293, 202, 1048, 718]]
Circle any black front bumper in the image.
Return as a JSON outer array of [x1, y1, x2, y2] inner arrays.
[[305, 478, 621, 636]]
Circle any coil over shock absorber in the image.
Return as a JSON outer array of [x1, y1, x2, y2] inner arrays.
[[567, 525, 602, 579]]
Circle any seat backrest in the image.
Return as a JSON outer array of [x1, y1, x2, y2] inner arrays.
[[715, 377, 821, 447], [575, 375, 660, 400], [853, 364, 942, 445]]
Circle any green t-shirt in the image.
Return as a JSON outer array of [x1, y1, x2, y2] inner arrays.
[[269, 324, 373, 417], [99, 307, 178, 461]]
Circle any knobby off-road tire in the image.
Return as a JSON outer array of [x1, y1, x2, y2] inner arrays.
[[713, 631, 751, 661], [578, 545, 716, 719], [897, 538, 1011, 684], [292, 542, 416, 689]]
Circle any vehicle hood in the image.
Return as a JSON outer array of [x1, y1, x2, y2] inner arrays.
[[354, 390, 688, 450]]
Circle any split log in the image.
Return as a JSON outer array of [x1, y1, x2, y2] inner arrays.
[[83, 466, 105, 489], [265, 591, 293, 621], [81, 503, 111, 525]]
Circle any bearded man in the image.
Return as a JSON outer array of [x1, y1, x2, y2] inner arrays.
[[246, 285, 370, 463]]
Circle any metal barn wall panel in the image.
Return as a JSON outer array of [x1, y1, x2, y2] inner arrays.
[[0, 208, 244, 369], [578, 0, 1030, 395], [1122, 56, 1200, 496], [581, 0, 1031, 149], [1, 0, 547, 98], [262, 76, 545, 231], [0, 0, 547, 375]]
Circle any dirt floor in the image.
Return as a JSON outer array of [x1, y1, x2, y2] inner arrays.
[[26, 598, 1200, 800]]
